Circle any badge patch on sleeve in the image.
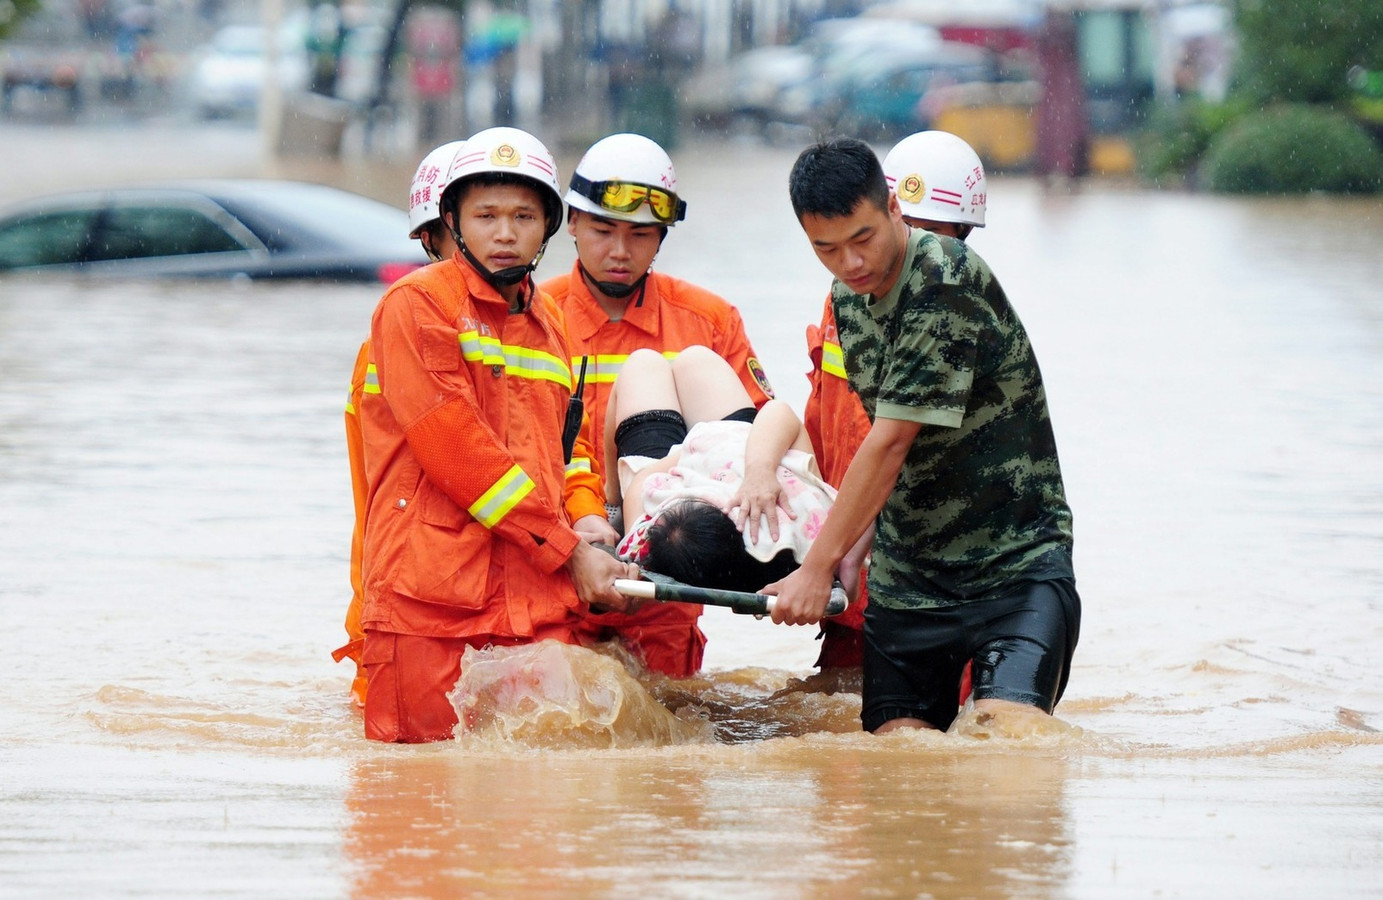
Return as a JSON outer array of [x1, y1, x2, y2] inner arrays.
[[747, 357, 775, 398]]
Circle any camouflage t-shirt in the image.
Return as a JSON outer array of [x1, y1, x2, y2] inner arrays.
[[832, 228, 1073, 609]]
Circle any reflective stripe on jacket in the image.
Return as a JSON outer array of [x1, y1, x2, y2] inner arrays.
[[803, 295, 872, 632]]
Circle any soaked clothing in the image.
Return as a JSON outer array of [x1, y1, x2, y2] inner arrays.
[[612, 406, 758, 460], [357, 256, 604, 742], [861, 577, 1080, 732], [542, 265, 776, 676], [331, 339, 371, 708], [363, 625, 588, 743], [829, 227, 1078, 729], [803, 295, 873, 665], [615, 418, 836, 568], [832, 228, 1074, 608]]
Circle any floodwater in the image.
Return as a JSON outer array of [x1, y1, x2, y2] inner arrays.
[[2, 122, 1382, 896]]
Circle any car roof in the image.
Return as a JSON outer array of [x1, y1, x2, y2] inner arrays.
[[0, 179, 428, 280], [1, 180, 415, 252], [172, 179, 415, 251]]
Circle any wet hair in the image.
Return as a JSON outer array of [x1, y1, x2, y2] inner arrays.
[[644, 499, 799, 592], [788, 137, 890, 222]]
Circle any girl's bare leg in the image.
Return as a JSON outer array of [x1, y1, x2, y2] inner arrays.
[[670, 345, 755, 425]]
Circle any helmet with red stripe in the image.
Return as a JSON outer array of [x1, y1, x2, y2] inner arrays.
[[883, 131, 986, 228]]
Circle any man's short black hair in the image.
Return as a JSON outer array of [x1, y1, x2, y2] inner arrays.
[[645, 499, 798, 593], [788, 137, 891, 222]]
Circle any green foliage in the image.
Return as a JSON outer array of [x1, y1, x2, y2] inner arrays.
[[1201, 104, 1383, 194], [0, 0, 45, 41], [1233, 0, 1383, 105], [1137, 98, 1251, 182]]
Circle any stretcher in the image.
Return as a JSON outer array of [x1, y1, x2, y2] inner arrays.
[[614, 568, 848, 619]]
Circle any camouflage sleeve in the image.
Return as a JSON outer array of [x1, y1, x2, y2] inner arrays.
[[874, 283, 985, 428]]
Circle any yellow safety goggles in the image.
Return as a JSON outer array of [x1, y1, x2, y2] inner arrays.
[[569, 174, 686, 224]]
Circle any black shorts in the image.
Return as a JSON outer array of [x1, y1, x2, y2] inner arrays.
[[860, 578, 1081, 733], [613, 406, 757, 460]]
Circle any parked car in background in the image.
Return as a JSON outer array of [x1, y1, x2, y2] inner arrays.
[[0, 180, 428, 282], [1, 0, 94, 116], [187, 22, 310, 119], [820, 40, 999, 140], [769, 17, 947, 130], [682, 44, 813, 133], [187, 8, 386, 120]]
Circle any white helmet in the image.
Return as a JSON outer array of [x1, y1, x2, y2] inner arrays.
[[565, 133, 686, 226], [408, 140, 465, 238], [883, 131, 986, 228], [443, 127, 564, 240]]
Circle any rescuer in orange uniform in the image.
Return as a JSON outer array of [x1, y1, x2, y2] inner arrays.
[[356, 127, 636, 743], [803, 131, 989, 673], [540, 133, 776, 678], [337, 139, 468, 709]]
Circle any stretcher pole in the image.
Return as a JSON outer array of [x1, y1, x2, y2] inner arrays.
[[614, 578, 848, 618]]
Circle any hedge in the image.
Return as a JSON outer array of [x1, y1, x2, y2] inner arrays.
[[1201, 104, 1383, 194]]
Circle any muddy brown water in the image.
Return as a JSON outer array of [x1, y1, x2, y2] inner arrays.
[[2, 121, 1381, 895]]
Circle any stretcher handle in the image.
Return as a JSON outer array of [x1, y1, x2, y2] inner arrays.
[[613, 578, 848, 618]]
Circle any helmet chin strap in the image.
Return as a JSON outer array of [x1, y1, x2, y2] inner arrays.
[[578, 261, 649, 301]]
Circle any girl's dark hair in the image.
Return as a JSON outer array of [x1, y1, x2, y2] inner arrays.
[[788, 137, 890, 221], [645, 499, 799, 592]]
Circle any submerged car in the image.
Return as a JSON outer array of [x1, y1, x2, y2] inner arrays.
[[0, 180, 429, 283]]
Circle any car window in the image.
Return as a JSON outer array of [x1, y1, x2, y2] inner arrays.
[[0, 210, 97, 268], [87, 206, 249, 261]]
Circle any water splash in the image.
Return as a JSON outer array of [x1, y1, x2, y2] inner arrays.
[[449, 641, 715, 749]]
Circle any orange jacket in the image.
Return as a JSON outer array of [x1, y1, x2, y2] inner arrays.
[[355, 257, 605, 647], [803, 295, 872, 633], [333, 340, 372, 707], [541, 265, 775, 457], [334, 271, 607, 703]]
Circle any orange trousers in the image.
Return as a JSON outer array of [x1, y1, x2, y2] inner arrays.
[[362, 624, 586, 743]]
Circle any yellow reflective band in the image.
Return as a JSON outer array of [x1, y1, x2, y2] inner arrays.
[[565, 457, 592, 477], [460, 333, 573, 387], [363, 364, 381, 394], [577, 350, 681, 384], [459, 330, 506, 367], [469, 464, 535, 528], [504, 345, 573, 388], [822, 342, 848, 380]]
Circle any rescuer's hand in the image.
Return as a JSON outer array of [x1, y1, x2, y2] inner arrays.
[[573, 513, 620, 546], [566, 539, 641, 612]]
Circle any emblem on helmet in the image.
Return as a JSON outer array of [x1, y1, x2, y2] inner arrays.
[[491, 144, 520, 167], [898, 174, 926, 204]]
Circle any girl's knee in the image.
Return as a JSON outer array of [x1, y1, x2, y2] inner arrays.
[[672, 345, 717, 369], [626, 348, 670, 370]]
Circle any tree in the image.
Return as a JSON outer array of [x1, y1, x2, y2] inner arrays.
[[1233, 0, 1383, 105], [0, 0, 44, 41]]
